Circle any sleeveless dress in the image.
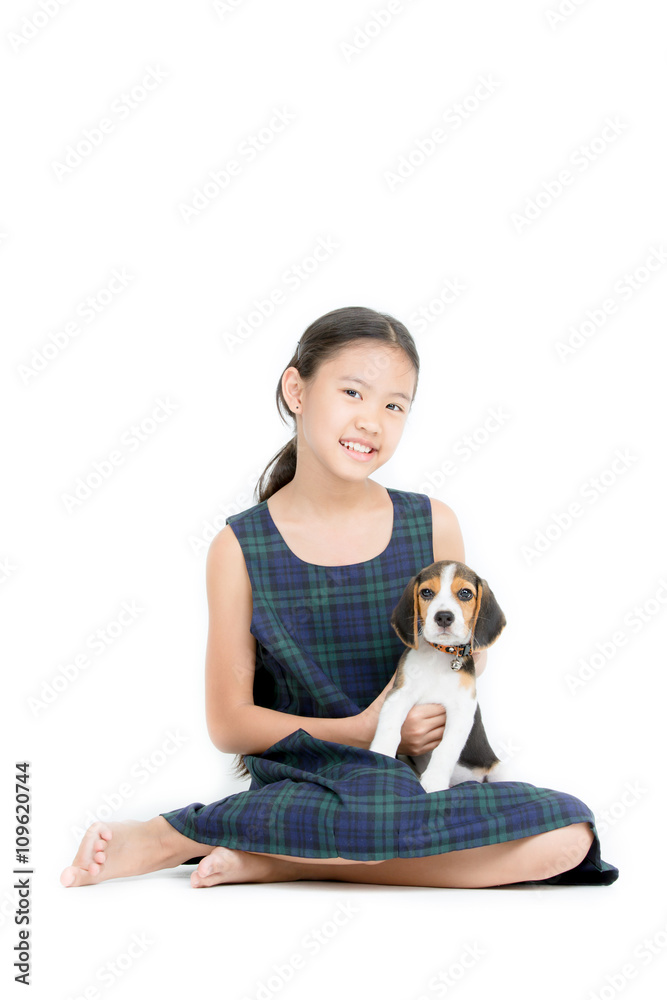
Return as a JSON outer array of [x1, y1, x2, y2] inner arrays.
[[160, 488, 619, 885]]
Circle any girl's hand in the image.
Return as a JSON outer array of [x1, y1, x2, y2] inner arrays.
[[360, 671, 447, 756], [396, 703, 447, 756]]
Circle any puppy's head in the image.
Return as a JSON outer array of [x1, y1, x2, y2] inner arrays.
[[390, 560, 506, 651]]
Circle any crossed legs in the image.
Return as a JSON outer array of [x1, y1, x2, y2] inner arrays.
[[60, 816, 594, 889]]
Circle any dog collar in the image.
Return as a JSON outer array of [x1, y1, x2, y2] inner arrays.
[[426, 640, 472, 670]]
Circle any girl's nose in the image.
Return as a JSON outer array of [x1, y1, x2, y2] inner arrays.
[[356, 408, 382, 431]]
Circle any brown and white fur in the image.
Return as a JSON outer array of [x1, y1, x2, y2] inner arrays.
[[369, 560, 507, 793]]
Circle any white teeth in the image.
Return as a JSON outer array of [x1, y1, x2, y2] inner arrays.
[[341, 440, 372, 453]]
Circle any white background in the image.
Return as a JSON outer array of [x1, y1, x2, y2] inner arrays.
[[2, 1, 666, 998]]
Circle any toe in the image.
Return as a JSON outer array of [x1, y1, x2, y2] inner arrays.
[[191, 851, 229, 888], [69, 824, 113, 872], [190, 870, 223, 889], [60, 866, 76, 887], [60, 866, 95, 888]]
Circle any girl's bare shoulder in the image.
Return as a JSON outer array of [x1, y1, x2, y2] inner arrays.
[[428, 496, 465, 564], [206, 524, 251, 594]]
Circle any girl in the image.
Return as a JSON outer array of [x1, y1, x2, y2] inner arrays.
[[60, 306, 618, 890]]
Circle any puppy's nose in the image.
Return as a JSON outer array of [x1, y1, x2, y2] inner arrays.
[[434, 610, 455, 628]]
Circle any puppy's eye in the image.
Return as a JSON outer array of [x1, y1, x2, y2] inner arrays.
[[419, 588, 434, 599], [458, 588, 473, 601]]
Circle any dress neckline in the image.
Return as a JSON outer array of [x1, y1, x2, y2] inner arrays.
[[264, 488, 397, 569]]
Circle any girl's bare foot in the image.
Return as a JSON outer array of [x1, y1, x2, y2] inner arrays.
[[61, 818, 346, 889], [190, 847, 305, 888], [60, 817, 212, 887]]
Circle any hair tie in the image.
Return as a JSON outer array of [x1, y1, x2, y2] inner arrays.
[[296, 339, 301, 360]]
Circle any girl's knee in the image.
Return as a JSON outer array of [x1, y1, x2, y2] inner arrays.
[[540, 822, 593, 879], [565, 821, 594, 853], [568, 821, 594, 859]]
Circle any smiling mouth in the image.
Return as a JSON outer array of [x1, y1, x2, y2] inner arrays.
[[339, 439, 377, 455]]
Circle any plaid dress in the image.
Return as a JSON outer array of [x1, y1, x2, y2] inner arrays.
[[160, 488, 619, 885]]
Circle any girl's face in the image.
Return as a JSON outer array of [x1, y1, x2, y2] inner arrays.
[[287, 342, 416, 480]]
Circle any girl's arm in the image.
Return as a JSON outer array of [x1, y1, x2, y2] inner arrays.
[[472, 647, 488, 676], [222, 704, 369, 755], [204, 527, 369, 755]]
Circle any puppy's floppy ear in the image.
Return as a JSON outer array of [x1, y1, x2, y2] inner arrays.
[[391, 575, 421, 649], [471, 578, 506, 650]]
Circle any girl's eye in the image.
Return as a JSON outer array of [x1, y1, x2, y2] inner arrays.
[[343, 389, 403, 412]]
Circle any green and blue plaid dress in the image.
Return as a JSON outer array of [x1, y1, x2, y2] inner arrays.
[[161, 488, 619, 885]]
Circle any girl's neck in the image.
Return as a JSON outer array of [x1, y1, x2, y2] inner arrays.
[[272, 476, 386, 524], [266, 480, 394, 567]]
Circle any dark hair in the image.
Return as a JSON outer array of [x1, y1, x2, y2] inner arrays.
[[228, 305, 420, 782]]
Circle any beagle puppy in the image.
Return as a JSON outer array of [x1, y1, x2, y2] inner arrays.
[[369, 560, 506, 793]]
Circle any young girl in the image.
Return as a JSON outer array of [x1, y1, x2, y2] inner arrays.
[[60, 306, 619, 890]]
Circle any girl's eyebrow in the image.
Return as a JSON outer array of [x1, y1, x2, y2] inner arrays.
[[336, 375, 412, 404]]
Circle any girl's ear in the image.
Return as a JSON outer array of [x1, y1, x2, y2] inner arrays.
[[390, 576, 421, 649], [471, 579, 506, 650]]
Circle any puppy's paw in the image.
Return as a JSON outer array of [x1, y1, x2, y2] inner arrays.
[[420, 774, 451, 794]]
